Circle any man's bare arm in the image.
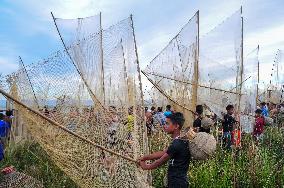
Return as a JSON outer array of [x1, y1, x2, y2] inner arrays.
[[139, 153, 170, 170], [139, 150, 166, 161]]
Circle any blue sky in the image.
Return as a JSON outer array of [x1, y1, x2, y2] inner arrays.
[[1, 0, 284, 80]]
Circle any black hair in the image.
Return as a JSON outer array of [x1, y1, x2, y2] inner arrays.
[[260, 102, 266, 106], [167, 112, 185, 129], [0, 113, 4, 120], [166, 105, 171, 110], [145, 107, 148, 111], [151, 106, 156, 111], [255, 109, 262, 114], [157, 107, 163, 112], [226, 105, 234, 111], [196, 105, 203, 115], [5, 110, 13, 117]]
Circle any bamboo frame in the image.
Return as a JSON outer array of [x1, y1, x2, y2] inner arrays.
[[0, 88, 136, 163]]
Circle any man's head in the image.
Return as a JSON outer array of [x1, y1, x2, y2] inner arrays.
[[166, 105, 171, 111], [151, 106, 156, 112], [226, 105, 234, 115], [164, 112, 185, 134], [5, 110, 13, 117], [255, 109, 262, 117], [196, 105, 203, 116], [0, 113, 4, 120], [157, 107, 163, 112], [260, 102, 266, 107]]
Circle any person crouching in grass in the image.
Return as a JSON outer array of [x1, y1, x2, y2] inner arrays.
[[138, 112, 191, 188]]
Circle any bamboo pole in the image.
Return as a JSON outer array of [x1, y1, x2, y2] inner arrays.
[[237, 6, 244, 114], [130, 15, 149, 161], [0, 88, 136, 163], [144, 71, 243, 95], [99, 12, 106, 105], [256, 45, 260, 106], [19, 56, 40, 109]]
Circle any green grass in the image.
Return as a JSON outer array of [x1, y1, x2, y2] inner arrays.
[[151, 126, 284, 188], [0, 125, 283, 188]]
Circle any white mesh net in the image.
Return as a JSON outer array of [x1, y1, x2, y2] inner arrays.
[[240, 46, 259, 133], [269, 50, 284, 104], [2, 14, 151, 188], [143, 12, 199, 126], [198, 8, 242, 117]]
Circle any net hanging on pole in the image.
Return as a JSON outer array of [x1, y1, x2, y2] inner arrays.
[[4, 15, 150, 187], [143, 11, 199, 126], [198, 8, 242, 117], [54, 13, 149, 158]]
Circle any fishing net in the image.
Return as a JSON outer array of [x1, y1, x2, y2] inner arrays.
[[240, 46, 259, 133], [2, 15, 150, 188], [54, 14, 148, 156], [143, 84, 169, 108], [198, 8, 242, 117], [53, 14, 104, 104], [143, 12, 199, 126]]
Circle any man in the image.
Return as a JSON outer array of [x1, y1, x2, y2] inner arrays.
[[138, 112, 191, 188], [260, 102, 269, 117], [222, 105, 236, 149]]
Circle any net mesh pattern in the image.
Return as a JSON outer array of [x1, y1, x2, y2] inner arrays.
[[198, 9, 242, 117], [143, 12, 198, 125], [269, 50, 284, 103], [240, 46, 259, 133], [3, 15, 150, 188]]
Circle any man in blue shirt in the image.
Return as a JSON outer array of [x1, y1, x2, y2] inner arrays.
[[260, 102, 269, 117], [0, 113, 10, 161], [0, 113, 10, 138]]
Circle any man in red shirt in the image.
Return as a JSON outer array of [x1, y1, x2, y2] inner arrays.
[[253, 109, 265, 142]]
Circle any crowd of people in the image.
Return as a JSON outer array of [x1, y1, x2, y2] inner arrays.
[[137, 101, 284, 187], [144, 101, 284, 149], [0, 100, 283, 188]]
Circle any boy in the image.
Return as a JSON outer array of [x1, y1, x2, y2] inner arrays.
[[193, 105, 211, 133], [253, 109, 265, 142], [138, 112, 190, 188], [222, 105, 236, 149]]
